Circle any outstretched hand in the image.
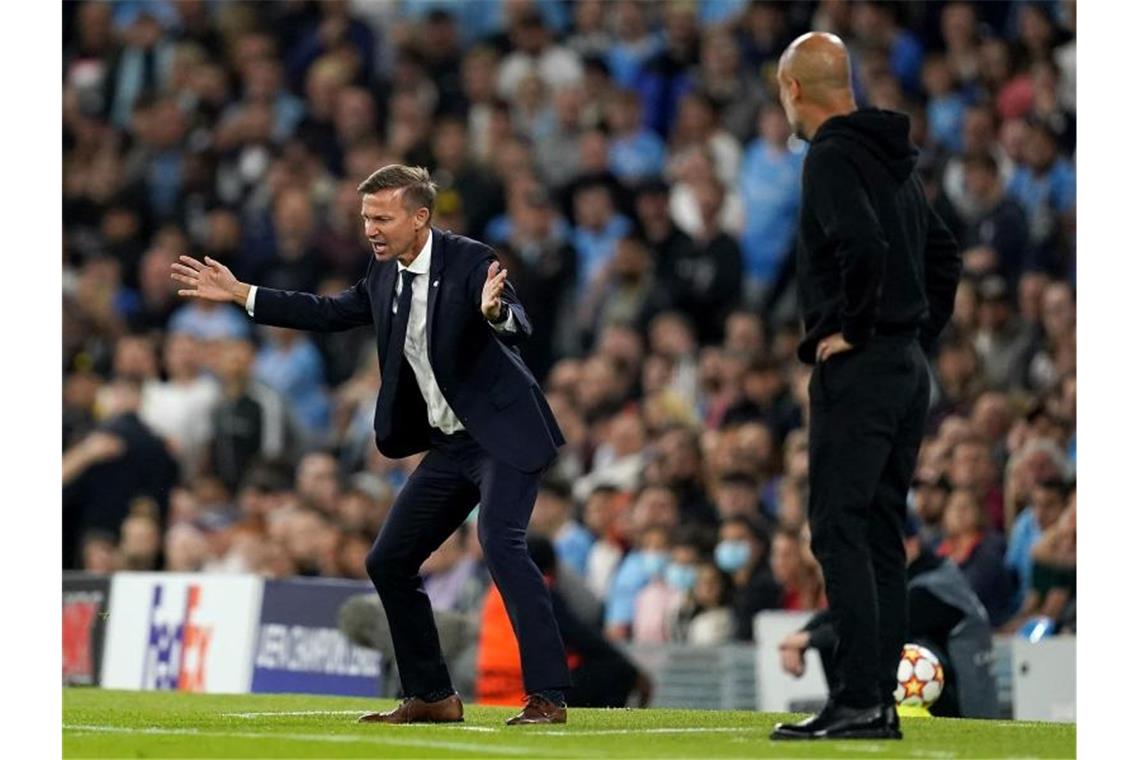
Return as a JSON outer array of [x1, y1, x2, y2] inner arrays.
[[170, 255, 247, 304], [481, 260, 509, 321]]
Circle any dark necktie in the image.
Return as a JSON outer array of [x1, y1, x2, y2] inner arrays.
[[378, 270, 417, 405]]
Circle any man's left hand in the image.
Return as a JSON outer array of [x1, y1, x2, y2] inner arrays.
[[481, 260, 509, 321], [816, 333, 855, 363], [778, 631, 811, 677]]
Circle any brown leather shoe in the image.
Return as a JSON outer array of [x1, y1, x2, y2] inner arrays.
[[505, 695, 567, 725], [358, 694, 464, 724]]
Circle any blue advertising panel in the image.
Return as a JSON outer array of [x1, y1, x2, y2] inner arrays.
[[251, 578, 382, 697]]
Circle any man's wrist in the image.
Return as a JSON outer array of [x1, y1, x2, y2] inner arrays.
[[488, 302, 509, 324], [233, 282, 251, 307]]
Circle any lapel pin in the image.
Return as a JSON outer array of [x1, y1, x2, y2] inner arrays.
[[433, 280, 439, 287]]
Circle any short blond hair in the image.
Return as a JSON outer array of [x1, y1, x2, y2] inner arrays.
[[356, 164, 437, 218]]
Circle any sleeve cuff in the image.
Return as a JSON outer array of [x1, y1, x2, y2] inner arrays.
[[245, 286, 258, 317], [489, 306, 517, 333]]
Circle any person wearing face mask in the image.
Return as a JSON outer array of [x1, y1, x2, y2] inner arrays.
[[672, 562, 735, 645], [665, 561, 699, 597], [605, 523, 673, 641], [603, 485, 681, 640], [633, 530, 702, 643], [716, 515, 783, 641], [640, 545, 670, 582]]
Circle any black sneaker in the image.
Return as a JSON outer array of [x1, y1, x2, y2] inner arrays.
[[770, 701, 903, 741]]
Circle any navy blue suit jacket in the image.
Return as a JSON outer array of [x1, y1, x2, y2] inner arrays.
[[251, 228, 565, 472]]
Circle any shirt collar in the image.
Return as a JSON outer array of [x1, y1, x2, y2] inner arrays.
[[397, 230, 432, 275]]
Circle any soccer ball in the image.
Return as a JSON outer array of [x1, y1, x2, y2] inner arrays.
[[893, 643, 944, 709]]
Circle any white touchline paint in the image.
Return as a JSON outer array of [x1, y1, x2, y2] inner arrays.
[[63, 722, 969, 757], [830, 743, 959, 758], [830, 744, 889, 754], [214, 716, 777, 736], [222, 710, 368, 718], [61, 724, 548, 756], [219, 711, 500, 730]]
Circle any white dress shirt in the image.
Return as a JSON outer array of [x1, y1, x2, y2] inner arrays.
[[246, 232, 517, 434]]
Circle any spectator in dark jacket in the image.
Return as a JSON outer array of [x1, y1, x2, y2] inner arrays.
[[659, 177, 743, 344], [62, 376, 178, 568], [716, 515, 782, 641], [498, 187, 578, 381], [959, 152, 1030, 284], [209, 337, 298, 493], [937, 489, 1013, 626]]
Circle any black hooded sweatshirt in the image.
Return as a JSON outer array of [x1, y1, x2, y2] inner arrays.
[[794, 108, 961, 364]]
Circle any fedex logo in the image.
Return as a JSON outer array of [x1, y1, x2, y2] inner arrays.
[[141, 584, 214, 691]]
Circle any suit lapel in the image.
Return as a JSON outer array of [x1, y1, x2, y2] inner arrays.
[[425, 227, 447, 355], [375, 259, 397, 347]]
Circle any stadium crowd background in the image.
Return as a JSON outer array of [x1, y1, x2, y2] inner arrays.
[[62, 0, 1076, 654]]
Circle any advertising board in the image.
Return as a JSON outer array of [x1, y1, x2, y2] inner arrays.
[[251, 578, 381, 697], [100, 573, 263, 693], [63, 573, 111, 686]]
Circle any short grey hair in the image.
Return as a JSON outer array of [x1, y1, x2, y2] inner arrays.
[[357, 164, 437, 217]]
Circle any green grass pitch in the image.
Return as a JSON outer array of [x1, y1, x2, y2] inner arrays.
[[63, 688, 1075, 758]]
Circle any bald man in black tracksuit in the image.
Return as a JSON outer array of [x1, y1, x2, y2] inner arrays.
[[771, 33, 961, 741]]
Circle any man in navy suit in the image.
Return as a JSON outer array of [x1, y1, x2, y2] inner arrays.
[[172, 165, 571, 725]]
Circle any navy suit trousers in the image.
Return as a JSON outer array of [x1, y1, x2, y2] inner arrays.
[[365, 428, 570, 698]]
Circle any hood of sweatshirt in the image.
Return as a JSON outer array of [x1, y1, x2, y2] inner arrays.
[[812, 108, 917, 182]]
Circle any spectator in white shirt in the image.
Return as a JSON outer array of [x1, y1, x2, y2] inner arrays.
[[497, 10, 584, 100], [583, 484, 627, 600], [141, 331, 221, 479]]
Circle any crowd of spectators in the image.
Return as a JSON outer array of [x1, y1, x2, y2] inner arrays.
[[63, 0, 1077, 647]]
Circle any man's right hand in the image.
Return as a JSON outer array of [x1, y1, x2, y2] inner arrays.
[[170, 255, 249, 306]]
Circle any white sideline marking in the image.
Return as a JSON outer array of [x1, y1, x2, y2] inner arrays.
[[832, 745, 888, 754], [528, 727, 770, 735], [62, 724, 545, 755], [830, 745, 958, 758], [221, 711, 496, 731], [223, 710, 367, 718], [216, 715, 771, 736]]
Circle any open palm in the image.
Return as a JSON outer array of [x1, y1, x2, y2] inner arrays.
[[481, 260, 509, 320], [170, 255, 241, 303]]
